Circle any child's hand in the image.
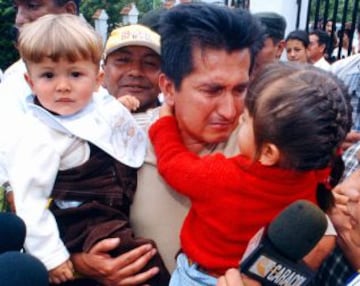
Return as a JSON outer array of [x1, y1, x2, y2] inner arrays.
[[118, 95, 140, 112], [159, 102, 174, 118], [49, 259, 74, 284]]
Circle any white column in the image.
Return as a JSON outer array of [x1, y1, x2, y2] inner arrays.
[[94, 9, 109, 45]]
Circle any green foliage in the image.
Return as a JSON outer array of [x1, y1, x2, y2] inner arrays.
[[309, 0, 359, 24], [0, 0, 18, 71]]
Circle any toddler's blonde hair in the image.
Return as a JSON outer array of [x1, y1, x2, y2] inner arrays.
[[18, 13, 103, 67]]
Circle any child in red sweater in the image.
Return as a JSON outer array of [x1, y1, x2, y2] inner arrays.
[[149, 62, 352, 285]]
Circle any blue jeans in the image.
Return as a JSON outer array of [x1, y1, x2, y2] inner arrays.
[[169, 253, 218, 286]]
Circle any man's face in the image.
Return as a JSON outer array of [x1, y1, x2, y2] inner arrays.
[[103, 46, 161, 112], [255, 37, 284, 71], [286, 39, 309, 63], [308, 34, 325, 63], [160, 47, 250, 152], [13, 0, 76, 28]]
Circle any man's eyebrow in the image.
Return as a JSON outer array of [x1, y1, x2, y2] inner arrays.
[[237, 82, 250, 89], [143, 53, 160, 59]]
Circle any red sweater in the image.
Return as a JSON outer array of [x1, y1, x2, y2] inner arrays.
[[149, 116, 321, 275]]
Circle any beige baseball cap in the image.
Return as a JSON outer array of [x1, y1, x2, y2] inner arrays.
[[104, 24, 160, 59]]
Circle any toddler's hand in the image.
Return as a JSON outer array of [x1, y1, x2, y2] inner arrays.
[[118, 95, 140, 111], [159, 102, 174, 117], [49, 259, 74, 284]]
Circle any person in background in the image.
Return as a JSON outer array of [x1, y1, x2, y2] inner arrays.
[[325, 19, 335, 36], [102, 24, 162, 128], [325, 19, 338, 62], [332, 28, 355, 60], [253, 11, 287, 71], [308, 29, 331, 70], [8, 14, 169, 285], [4, 0, 80, 80], [285, 29, 309, 63]]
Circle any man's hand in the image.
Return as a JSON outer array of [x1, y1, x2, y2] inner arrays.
[[302, 235, 336, 270], [341, 130, 360, 151], [159, 102, 174, 118], [217, 269, 261, 286], [71, 238, 159, 286], [327, 170, 360, 269]]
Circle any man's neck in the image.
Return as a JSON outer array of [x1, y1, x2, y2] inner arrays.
[[180, 134, 218, 155], [311, 55, 323, 64]]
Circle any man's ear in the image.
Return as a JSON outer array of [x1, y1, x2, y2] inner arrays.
[[159, 73, 176, 106], [320, 43, 326, 55], [259, 143, 280, 166], [64, 1, 77, 15], [275, 40, 286, 59]]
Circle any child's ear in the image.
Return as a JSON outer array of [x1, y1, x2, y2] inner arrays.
[[95, 69, 104, 91], [259, 143, 280, 166], [24, 73, 34, 90], [159, 73, 175, 107]]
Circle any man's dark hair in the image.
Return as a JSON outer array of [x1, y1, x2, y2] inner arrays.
[[254, 12, 287, 44], [158, 3, 265, 90], [55, 0, 81, 14], [285, 29, 310, 48], [309, 29, 330, 53], [139, 8, 167, 33]]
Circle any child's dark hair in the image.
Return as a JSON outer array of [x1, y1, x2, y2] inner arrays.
[[246, 62, 352, 171]]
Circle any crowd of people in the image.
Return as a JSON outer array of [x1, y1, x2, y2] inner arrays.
[[284, 22, 359, 68], [1, 1, 360, 286]]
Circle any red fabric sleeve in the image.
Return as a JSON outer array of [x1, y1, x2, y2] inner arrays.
[[149, 116, 239, 199]]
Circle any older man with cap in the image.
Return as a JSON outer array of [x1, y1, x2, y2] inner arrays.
[[102, 24, 162, 128], [253, 12, 287, 71]]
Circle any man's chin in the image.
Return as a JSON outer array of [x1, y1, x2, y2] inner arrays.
[[205, 132, 232, 144]]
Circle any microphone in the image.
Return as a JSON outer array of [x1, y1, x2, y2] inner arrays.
[[0, 251, 48, 286], [239, 200, 327, 286]]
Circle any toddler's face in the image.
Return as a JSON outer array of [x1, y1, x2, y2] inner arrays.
[[237, 108, 256, 160], [25, 57, 102, 115]]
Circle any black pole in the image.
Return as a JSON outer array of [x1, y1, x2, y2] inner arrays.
[[306, 0, 313, 32], [296, 0, 302, 29]]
